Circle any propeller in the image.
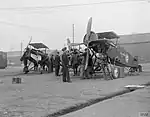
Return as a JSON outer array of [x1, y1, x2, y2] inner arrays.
[[83, 17, 92, 45], [24, 36, 32, 52], [84, 17, 92, 70]]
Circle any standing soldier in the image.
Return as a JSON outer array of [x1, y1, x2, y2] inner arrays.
[[50, 54, 54, 72], [61, 47, 71, 83], [54, 52, 61, 76], [80, 49, 87, 78], [71, 49, 79, 76], [48, 54, 52, 73]]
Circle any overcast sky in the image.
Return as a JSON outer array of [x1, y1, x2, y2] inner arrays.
[[0, 0, 150, 51]]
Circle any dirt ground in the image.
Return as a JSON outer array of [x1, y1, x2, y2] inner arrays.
[[0, 64, 150, 117]]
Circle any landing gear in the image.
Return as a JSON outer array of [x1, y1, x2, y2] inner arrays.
[[23, 66, 29, 74], [112, 67, 119, 79], [110, 66, 125, 79], [138, 65, 142, 72], [128, 65, 142, 75]]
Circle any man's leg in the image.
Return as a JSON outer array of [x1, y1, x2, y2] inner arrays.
[[55, 66, 58, 76], [80, 65, 84, 78], [86, 66, 92, 79], [75, 64, 78, 75], [88, 66, 92, 79], [84, 67, 90, 79], [84, 69, 88, 78], [62, 66, 67, 82], [48, 64, 51, 73], [66, 67, 71, 82], [51, 64, 53, 72], [73, 69, 75, 76], [49, 62, 52, 73], [57, 65, 60, 76], [73, 65, 75, 76]]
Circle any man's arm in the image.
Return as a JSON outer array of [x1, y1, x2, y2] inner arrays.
[[60, 54, 63, 66], [58, 56, 61, 65]]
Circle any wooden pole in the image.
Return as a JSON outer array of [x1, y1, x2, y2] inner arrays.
[[73, 24, 74, 49], [21, 41, 23, 56]]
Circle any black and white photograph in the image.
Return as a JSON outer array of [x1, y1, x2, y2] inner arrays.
[[0, 0, 150, 117]]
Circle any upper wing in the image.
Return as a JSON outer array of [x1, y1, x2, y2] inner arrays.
[[119, 41, 150, 45], [70, 43, 84, 46]]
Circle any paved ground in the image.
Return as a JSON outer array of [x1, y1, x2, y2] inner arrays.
[[0, 66, 22, 77], [62, 87, 150, 117], [0, 64, 150, 117]]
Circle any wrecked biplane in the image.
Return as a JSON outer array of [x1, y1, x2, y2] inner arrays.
[[82, 17, 142, 79], [20, 39, 51, 74]]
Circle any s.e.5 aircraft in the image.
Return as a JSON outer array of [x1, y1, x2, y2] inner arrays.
[[68, 17, 142, 79]]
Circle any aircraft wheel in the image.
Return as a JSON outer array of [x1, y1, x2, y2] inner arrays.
[[112, 67, 119, 79], [138, 65, 142, 72]]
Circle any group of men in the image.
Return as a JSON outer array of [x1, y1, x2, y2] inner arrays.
[[52, 47, 71, 82], [51, 47, 93, 83]]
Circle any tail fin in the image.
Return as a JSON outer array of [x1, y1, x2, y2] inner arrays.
[[67, 38, 71, 45], [67, 38, 71, 51]]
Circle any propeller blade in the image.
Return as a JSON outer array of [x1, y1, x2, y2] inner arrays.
[[84, 17, 92, 45], [27, 37, 32, 48], [24, 37, 32, 51], [84, 17, 92, 70], [85, 48, 90, 70], [87, 17, 92, 36]]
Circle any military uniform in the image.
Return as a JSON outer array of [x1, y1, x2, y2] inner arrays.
[[61, 47, 71, 82], [50, 55, 54, 72], [54, 53, 60, 76], [71, 52, 79, 76]]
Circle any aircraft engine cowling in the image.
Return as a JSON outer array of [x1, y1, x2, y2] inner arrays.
[[83, 31, 98, 46]]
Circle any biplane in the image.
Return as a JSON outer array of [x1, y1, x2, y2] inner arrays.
[[20, 40, 51, 74], [68, 17, 142, 79]]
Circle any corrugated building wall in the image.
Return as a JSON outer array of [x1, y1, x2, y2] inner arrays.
[[7, 51, 21, 66], [119, 33, 150, 63], [0, 51, 7, 69]]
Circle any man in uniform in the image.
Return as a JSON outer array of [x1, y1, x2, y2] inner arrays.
[[50, 54, 54, 72], [54, 52, 61, 76], [71, 49, 79, 76], [61, 47, 71, 82]]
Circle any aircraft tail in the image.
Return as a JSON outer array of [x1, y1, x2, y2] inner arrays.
[[67, 38, 71, 51]]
